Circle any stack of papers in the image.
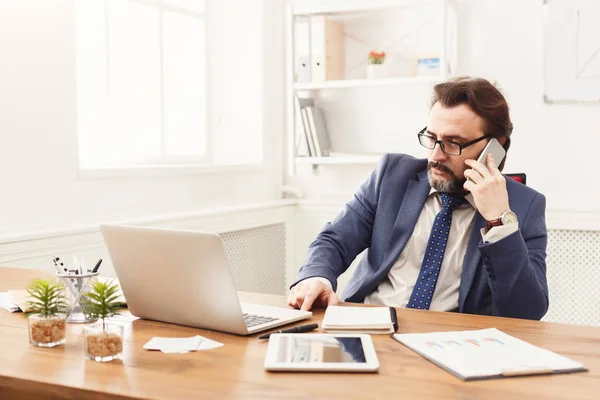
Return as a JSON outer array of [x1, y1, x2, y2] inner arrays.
[[393, 328, 587, 380], [143, 336, 224, 354], [0, 292, 20, 313], [322, 306, 396, 334], [7, 290, 30, 312]]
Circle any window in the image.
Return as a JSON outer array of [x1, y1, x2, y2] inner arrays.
[[76, 0, 208, 169]]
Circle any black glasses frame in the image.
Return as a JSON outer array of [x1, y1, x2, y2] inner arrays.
[[417, 127, 492, 156]]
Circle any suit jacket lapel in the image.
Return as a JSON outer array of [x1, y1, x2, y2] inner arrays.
[[458, 212, 486, 311], [380, 169, 430, 274]]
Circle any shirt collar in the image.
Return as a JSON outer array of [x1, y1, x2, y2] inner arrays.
[[429, 187, 476, 209]]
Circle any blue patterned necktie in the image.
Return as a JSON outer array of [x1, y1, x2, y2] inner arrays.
[[406, 193, 467, 310]]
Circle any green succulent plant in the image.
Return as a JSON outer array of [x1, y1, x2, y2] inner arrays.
[[26, 279, 69, 318], [82, 279, 122, 331]]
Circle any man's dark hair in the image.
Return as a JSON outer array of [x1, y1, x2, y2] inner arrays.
[[431, 76, 513, 170]]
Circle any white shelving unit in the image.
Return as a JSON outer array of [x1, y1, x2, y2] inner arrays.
[[294, 76, 440, 91], [286, 0, 458, 173], [295, 154, 382, 165], [291, 0, 437, 16]]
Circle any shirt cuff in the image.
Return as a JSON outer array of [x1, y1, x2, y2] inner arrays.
[[297, 276, 333, 290], [480, 223, 519, 243]]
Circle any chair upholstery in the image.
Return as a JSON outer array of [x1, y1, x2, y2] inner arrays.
[[506, 173, 526, 185]]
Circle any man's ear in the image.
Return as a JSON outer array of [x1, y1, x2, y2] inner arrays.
[[497, 136, 507, 147]]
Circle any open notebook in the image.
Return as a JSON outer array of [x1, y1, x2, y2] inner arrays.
[[322, 306, 398, 334], [393, 328, 587, 380]]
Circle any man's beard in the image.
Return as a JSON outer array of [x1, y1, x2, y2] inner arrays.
[[427, 162, 466, 193]]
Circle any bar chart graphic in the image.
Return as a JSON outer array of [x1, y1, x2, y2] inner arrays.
[[423, 336, 505, 350]]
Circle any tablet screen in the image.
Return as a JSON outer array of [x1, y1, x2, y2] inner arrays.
[[276, 336, 366, 363]]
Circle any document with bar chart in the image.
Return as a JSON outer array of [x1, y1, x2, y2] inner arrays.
[[393, 328, 586, 380]]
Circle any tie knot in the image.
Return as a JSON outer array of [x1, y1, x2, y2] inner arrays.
[[440, 193, 466, 210]]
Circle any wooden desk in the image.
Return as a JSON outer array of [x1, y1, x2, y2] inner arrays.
[[1, 267, 598, 400]]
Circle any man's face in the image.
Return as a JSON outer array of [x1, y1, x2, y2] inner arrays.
[[425, 102, 489, 193]]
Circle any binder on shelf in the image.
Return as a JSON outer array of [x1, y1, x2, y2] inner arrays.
[[297, 97, 315, 157], [300, 107, 318, 157], [294, 98, 310, 157], [296, 97, 332, 158], [303, 107, 321, 157], [305, 106, 331, 157], [309, 15, 344, 82], [293, 17, 311, 83]]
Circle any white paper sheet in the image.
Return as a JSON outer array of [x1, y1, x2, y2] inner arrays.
[[143, 335, 223, 354], [0, 292, 20, 313], [393, 328, 585, 380]]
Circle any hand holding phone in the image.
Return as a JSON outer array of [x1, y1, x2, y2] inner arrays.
[[476, 138, 506, 168], [464, 138, 510, 221], [465, 138, 505, 183]]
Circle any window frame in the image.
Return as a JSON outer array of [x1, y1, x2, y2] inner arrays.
[[77, 0, 218, 176]]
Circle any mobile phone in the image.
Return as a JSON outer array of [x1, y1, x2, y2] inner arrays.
[[476, 138, 506, 167]]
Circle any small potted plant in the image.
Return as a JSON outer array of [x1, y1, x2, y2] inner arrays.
[[366, 50, 386, 79], [82, 279, 124, 362], [26, 278, 69, 347]]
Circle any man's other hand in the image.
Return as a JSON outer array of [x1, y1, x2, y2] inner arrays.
[[287, 278, 339, 311]]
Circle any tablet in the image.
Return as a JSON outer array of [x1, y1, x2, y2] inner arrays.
[[264, 333, 379, 372]]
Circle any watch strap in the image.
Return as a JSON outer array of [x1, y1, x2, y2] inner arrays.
[[486, 217, 503, 231]]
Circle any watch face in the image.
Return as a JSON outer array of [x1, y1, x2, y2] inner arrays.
[[502, 211, 518, 224]]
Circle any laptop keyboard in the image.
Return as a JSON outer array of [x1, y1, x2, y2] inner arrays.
[[243, 313, 279, 328]]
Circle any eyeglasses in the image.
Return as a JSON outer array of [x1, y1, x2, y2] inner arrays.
[[417, 127, 492, 156]]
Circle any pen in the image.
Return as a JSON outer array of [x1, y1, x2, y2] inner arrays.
[[92, 259, 103, 273], [51, 257, 63, 275], [73, 256, 82, 275], [258, 323, 319, 340], [54, 257, 78, 296]]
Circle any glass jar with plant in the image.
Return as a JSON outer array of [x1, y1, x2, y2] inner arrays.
[[26, 278, 69, 347], [82, 279, 124, 362]]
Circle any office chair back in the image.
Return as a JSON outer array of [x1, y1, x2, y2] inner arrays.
[[506, 173, 526, 185]]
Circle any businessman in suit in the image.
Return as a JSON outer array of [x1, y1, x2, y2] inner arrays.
[[288, 77, 548, 320]]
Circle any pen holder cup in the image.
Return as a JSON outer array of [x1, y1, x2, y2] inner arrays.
[[57, 272, 99, 323]]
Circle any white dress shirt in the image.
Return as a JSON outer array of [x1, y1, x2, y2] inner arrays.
[[307, 189, 518, 311]]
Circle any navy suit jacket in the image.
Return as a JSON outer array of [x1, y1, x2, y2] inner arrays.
[[293, 153, 549, 320]]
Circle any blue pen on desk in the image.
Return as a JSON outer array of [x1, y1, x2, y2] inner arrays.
[[258, 323, 319, 340]]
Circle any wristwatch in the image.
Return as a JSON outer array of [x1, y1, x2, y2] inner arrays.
[[486, 210, 518, 231]]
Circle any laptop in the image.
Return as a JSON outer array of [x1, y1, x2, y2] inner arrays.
[[100, 224, 311, 335]]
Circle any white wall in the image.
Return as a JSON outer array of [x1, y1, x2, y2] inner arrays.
[[457, 0, 600, 213], [0, 0, 285, 239], [287, 0, 600, 218]]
